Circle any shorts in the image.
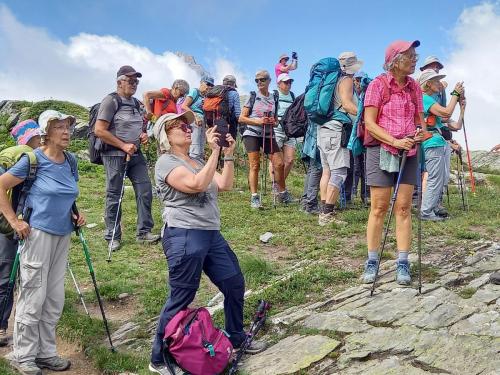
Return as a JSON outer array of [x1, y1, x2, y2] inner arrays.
[[317, 127, 350, 170], [243, 135, 280, 155], [366, 146, 418, 187], [274, 126, 297, 149]]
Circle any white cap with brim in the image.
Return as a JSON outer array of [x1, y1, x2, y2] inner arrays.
[[277, 73, 294, 83], [153, 112, 195, 153], [418, 69, 446, 86], [420, 55, 444, 71], [38, 110, 76, 136]]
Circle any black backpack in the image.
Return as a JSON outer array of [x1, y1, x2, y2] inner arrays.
[[282, 93, 308, 138], [88, 92, 141, 164]]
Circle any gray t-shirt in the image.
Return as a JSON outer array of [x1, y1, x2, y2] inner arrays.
[[155, 154, 220, 230], [243, 91, 276, 138], [97, 94, 143, 156]]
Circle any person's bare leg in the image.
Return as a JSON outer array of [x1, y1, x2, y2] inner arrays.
[[366, 186, 392, 250], [248, 152, 260, 194], [394, 184, 414, 251], [282, 145, 296, 180], [270, 152, 285, 191]]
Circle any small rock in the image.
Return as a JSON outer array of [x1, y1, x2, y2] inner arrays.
[[259, 232, 274, 243], [467, 273, 490, 289], [118, 293, 130, 300], [86, 223, 98, 229]]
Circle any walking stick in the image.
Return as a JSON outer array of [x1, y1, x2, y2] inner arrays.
[[260, 125, 266, 202], [269, 125, 277, 209], [462, 116, 475, 193], [67, 262, 89, 316], [107, 154, 130, 262], [457, 151, 469, 211], [72, 203, 115, 352], [416, 144, 423, 294], [371, 150, 409, 296]]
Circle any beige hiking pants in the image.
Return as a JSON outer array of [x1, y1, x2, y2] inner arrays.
[[12, 228, 71, 362]]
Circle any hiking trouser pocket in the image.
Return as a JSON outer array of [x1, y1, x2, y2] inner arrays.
[[21, 262, 43, 289]]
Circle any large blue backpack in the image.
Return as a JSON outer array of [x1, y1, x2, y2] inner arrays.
[[304, 58, 350, 125]]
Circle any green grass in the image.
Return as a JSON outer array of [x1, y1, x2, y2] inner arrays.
[[458, 287, 477, 299], [20, 99, 89, 122]]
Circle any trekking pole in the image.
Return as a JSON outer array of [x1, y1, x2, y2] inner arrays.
[[455, 152, 465, 210], [260, 126, 266, 203], [416, 144, 423, 294], [462, 116, 476, 194], [0, 209, 32, 324], [269, 125, 277, 209], [67, 262, 89, 316], [370, 150, 409, 297], [72, 203, 116, 352], [107, 154, 130, 262], [229, 300, 270, 375], [445, 185, 450, 207], [458, 151, 469, 211]]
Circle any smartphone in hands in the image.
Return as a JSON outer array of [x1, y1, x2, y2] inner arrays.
[[214, 118, 229, 147]]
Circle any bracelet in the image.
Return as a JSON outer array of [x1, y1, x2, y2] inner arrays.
[[451, 90, 460, 97], [223, 157, 234, 162]]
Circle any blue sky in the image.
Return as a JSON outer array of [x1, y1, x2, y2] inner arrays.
[[1, 0, 498, 149], [2, 0, 481, 92]]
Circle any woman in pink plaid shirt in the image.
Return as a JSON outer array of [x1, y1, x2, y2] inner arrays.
[[361, 40, 427, 286]]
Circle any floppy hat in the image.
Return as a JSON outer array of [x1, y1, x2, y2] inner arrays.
[[278, 54, 289, 63], [338, 52, 364, 75], [277, 73, 294, 83], [153, 112, 195, 153], [385, 40, 420, 66], [38, 110, 76, 136], [10, 119, 41, 146], [417, 69, 446, 86], [420, 56, 444, 71]]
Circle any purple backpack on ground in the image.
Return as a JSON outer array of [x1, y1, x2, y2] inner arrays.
[[164, 307, 233, 375]]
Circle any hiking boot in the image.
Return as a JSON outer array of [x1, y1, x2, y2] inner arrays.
[[107, 239, 121, 252], [421, 213, 445, 222], [318, 212, 346, 226], [362, 259, 379, 284], [396, 260, 411, 285], [0, 329, 10, 347], [10, 360, 42, 375], [235, 339, 267, 355], [278, 190, 293, 204], [137, 232, 161, 244], [302, 205, 320, 215], [434, 206, 449, 217], [149, 362, 173, 375], [35, 356, 71, 371], [250, 195, 262, 209]]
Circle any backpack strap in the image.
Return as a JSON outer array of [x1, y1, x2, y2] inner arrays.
[[15, 151, 38, 219], [247, 91, 257, 117], [290, 91, 296, 101], [63, 151, 78, 181]]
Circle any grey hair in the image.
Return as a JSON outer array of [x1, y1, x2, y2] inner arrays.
[[172, 79, 190, 94], [255, 70, 270, 79], [116, 75, 128, 82], [383, 52, 405, 72]]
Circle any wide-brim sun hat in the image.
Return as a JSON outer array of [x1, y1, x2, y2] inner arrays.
[[38, 110, 76, 135], [153, 112, 195, 153], [420, 55, 444, 71], [278, 53, 289, 63], [417, 69, 446, 86], [338, 52, 364, 75]]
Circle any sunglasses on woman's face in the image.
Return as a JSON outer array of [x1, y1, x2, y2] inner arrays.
[[170, 123, 192, 133], [255, 78, 269, 83]]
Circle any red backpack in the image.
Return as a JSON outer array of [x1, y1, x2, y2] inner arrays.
[[359, 73, 420, 147], [163, 307, 233, 375]]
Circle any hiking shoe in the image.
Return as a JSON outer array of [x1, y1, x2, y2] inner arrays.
[[107, 239, 121, 252], [0, 329, 10, 347], [149, 362, 180, 375], [250, 195, 262, 209], [434, 206, 449, 217], [318, 212, 346, 226], [235, 339, 267, 355], [362, 259, 379, 284], [396, 260, 411, 285], [302, 206, 320, 215], [278, 190, 293, 204], [421, 213, 445, 222], [10, 360, 42, 375], [35, 356, 71, 371], [137, 232, 161, 244]]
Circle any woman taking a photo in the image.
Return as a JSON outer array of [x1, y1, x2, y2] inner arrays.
[[149, 112, 265, 375]]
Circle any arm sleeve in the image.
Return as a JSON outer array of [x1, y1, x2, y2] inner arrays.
[[97, 95, 118, 122], [230, 91, 241, 117], [6, 155, 30, 180], [422, 95, 437, 115], [186, 88, 197, 100], [364, 79, 383, 108], [156, 155, 183, 183]]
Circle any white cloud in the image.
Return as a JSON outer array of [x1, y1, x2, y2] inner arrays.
[[0, 5, 201, 106], [212, 57, 250, 93], [444, 2, 500, 150]]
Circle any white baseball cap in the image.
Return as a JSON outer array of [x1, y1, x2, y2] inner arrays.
[[277, 73, 294, 83], [420, 56, 444, 71]]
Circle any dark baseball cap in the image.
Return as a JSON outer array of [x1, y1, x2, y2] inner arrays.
[[116, 65, 142, 78]]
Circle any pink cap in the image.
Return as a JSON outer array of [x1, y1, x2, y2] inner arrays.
[[385, 40, 420, 65]]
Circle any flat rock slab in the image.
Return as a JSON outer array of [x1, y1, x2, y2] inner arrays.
[[242, 334, 340, 375], [302, 311, 371, 334], [449, 310, 500, 337], [338, 356, 441, 375]]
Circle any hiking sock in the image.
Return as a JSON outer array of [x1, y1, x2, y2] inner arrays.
[[251, 193, 259, 197], [368, 250, 379, 262], [323, 203, 335, 214], [397, 251, 409, 262]]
